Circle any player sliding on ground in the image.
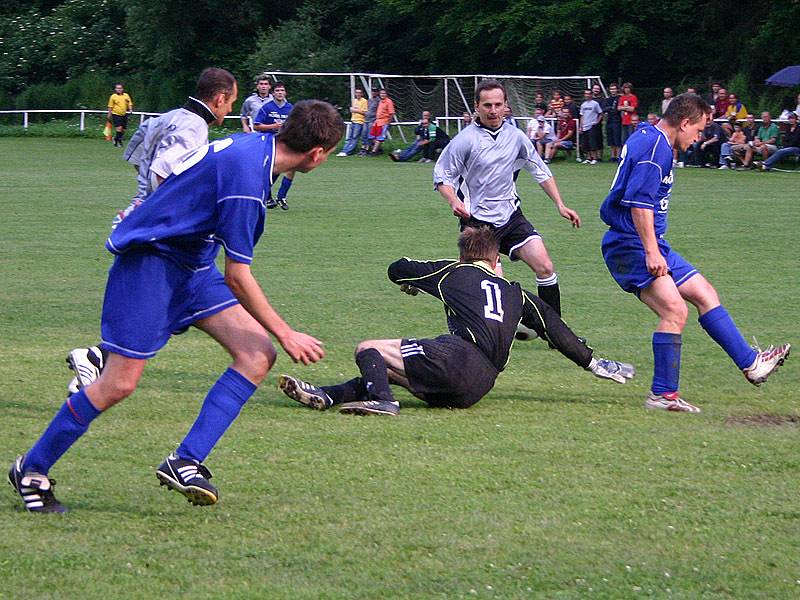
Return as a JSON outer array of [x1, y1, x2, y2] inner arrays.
[[600, 93, 790, 413], [9, 101, 344, 513], [279, 226, 634, 416]]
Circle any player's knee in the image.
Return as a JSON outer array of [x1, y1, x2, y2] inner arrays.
[[91, 377, 138, 408], [664, 301, 689, 329], [354, 340, 378, 357], [232, 340, 276, 384]]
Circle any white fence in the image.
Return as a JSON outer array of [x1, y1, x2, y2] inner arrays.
[[0, 109, 242, 129]]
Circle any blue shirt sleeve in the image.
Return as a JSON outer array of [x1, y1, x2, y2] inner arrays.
[[254, 103, 270, 125], [621, 159, 663, 211]]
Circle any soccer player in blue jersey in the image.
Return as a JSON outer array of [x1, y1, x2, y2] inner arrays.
[[8, 100, 345, 512], [254, 81, 295, 210], [600, 93, 790, 413]]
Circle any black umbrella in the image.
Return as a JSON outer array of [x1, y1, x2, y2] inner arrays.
[[765, 66, 800, 87]]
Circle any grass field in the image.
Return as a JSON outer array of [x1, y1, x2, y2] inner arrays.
[[0, 137, 798, 599]]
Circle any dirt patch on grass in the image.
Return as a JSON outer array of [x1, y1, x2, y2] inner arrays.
[[726, 414, 800, 427]]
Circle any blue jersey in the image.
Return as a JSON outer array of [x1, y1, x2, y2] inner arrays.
[[106, 133, 275, 269], [254, 99, 293, 126], [600, 125, 674, 238]]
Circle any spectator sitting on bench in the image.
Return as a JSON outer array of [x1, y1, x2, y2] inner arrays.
[[545, 108, 576, 163]]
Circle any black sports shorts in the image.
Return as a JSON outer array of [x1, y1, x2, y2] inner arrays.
[[460, 208, 540, 261], [112, 114, 129, 128], [401, 335, 499, 409]]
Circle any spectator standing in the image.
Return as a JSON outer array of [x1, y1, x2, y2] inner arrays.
[[547, 90, 564, 117], [337, 87, 369, 156], [646, 113, 659, 126], [368, 88, 395, 155], [724, 93, 747, 121], [579, 89, 603, 164], [462, 111, 473, 128], [712, 88, 731, 119], [253, 81, 295, 209], [705, 82, 722, 108], [107, 83, 133, 147], [619, 82, 638, 143], [240, 75, 272, 133], [760, 112, 800, 171], [533, 92, 548, 113], [359, 88, 380, 155], [603, 83, 622, 162], [562, 94, 580, 120], [661, 88, 674, 115]]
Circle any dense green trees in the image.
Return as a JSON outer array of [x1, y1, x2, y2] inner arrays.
[[1, 0, 798, 110]]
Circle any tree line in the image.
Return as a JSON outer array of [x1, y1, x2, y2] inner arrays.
[[1, 0, 797, 112]]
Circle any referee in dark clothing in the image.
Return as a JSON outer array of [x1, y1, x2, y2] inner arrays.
[[279, 227, 635, 416]]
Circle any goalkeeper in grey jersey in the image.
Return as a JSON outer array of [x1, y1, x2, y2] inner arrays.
[[433, 79, 580, 320]]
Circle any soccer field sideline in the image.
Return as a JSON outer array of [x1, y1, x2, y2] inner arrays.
[[0, 137, 798, 598]]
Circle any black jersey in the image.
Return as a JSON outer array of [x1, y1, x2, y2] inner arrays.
[[388, 258, 592, 371]]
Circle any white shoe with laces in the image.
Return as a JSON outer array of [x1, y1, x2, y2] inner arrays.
[[743, 343, 790, 385], [645, 391, 701, 413]]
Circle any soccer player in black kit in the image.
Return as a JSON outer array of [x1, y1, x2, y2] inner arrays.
[[279, 227, 634, 415]]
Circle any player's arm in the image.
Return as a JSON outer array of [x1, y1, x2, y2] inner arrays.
[[388, 258, 454, 299], [520, 288, 592, 368], [224, 257, 324, 365], [253, 121, 278, 132], [433, 137, 470, 218], [519, 135, 581, 227], [631, 207, 667, 277]]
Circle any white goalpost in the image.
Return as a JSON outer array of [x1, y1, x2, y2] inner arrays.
[[258, 71, 606, 142]]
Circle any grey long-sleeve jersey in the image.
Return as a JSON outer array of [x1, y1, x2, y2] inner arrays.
[[433, 120, 553, 227]]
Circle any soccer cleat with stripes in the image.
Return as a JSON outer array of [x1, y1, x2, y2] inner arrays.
[[339, 399, 400, 416], [8, 456, 68, 513], [66, 346, 105, 389], [588, 357, 636, 384], [279, 375, 333, 410], [67, 377, 80, 397], [743, 343, 790, 386], [645, 391, 701, 413], [155, 453, 218, 506]]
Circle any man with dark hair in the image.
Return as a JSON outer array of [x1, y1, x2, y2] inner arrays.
[[278, 227, 634, 416], [240, 74, 273, 133], [9, 101, 345, 513], [67, 68, 240, 394], [603, 83, 622, 162], [600, 93, 790, 413], [337, 87, 368, 156], [579, 89, 603, 164], [760, 112, 800, 171], [107, 83, 133, 147], [254, 81, 295, 209], [434, 79, 580, 325]]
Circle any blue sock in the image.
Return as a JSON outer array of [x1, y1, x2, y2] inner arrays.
[[176, 368, 256, 463], [699, 305, 757, 369], [278, 176, 293, 199], [652, 332, 681, 395], [24, 389, 101, 475]]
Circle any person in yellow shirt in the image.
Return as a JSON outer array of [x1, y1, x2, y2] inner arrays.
[[107, 83, 133, 147], [724, 93, 748, 122], [336, 87, 369, 156]]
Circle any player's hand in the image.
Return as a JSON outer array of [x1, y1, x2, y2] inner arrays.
[[558, 205, 581, 228], [279, 330, 325, 365], [449, 198, 470, 219], [399, 284, 420, 296], [645, 251, 668, 277]]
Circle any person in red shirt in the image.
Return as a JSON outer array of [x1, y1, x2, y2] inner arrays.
[[369, 88, 396, 155], [618, 82, 638, 143], [546, 108, 576, 162]]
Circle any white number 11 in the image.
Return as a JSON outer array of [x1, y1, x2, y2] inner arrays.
[[481, 280, 504, 322]]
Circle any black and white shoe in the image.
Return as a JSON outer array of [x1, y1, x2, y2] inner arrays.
[[155, 453, 218, 506], [8, 456, 68, 513], [339, 399, 400, 416], [66, 346, 105, 389], [276, 198, 289, 211], [265, 198, 278, 209], [279, 375, 333, 410]]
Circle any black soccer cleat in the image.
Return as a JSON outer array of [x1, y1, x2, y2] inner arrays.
[[278, 374, 333, 410], [339, 399, 400, 416], [155, 453, 218, 506], [265, 197, 278, 209], [8, 456, 68, 513], [276, 198, 289, 211]]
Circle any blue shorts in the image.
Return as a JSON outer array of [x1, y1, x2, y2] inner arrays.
[[559, 140, 574, 150], [602, 231, 699, 294], [100, 251, 239, 359]]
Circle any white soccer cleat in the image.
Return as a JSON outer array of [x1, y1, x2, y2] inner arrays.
[[645, 391, 701, 413], [66, 346, 104, 389], [743, 343, 790, 386], [66, 377, 80, 397], [514, 323, 539, 341], [336, 151, 347, 157]]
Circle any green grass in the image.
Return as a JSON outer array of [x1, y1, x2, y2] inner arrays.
[[0, 138, 798, 599]]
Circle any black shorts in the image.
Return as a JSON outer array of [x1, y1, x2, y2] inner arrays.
[[402, 335, 498, 409], [460, 208, 540, 260], [606, 121, 622, 147], [581, 123, 603, 152], [112, 114, 129, 128]]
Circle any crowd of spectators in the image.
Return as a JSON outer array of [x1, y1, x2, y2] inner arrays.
[[332, 84, 800, 172]]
